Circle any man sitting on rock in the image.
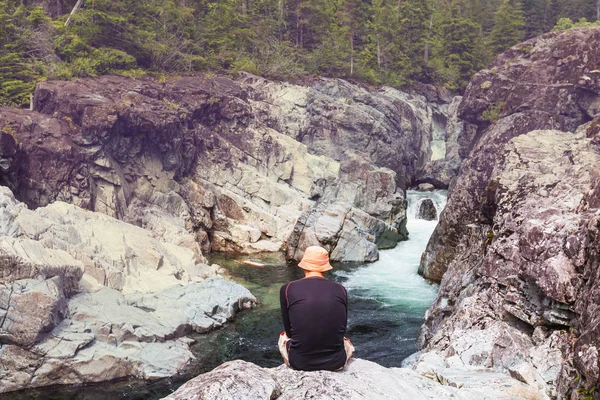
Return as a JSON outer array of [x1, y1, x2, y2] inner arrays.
[[279, 246, 355, 371]]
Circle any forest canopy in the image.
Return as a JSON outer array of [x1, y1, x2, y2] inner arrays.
[[1, 0, 599, 107]]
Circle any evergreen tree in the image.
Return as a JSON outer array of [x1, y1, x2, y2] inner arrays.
[[573, 0, 599, 21], [463, 0, 503, 34], [0, 1, 44, 107], [341, 0, 371, 77], [429, 0, 486, 89], [305, 0, 348, 75], [395, 0, 432, 80], [0, 0, 596, 99], [488, 0, 526, 55], [521, 0, 553, 38], [359, 0, 431, 85], [556, 0, 597, 21]]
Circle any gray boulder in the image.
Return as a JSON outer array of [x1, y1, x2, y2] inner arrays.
[[417, 199, 437, 221], [0, 277, 68, 348], [417, 183, 436, 192], [286, 156, 408, 262], [0, 278, 255, 393]]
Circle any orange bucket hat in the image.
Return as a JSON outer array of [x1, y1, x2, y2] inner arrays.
[[298, 246, 333, 272]]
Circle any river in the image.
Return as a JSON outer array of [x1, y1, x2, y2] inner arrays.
[[4, 190, 445, 399]]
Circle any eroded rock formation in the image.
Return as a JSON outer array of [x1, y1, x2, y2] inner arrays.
[[0, 73, 465, 263], [418, 26, 600, 398], [163, 358, 543, 400], [0, 186, 255, 393]]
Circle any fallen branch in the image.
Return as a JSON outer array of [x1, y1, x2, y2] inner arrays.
[[234, 260, 265, 268]]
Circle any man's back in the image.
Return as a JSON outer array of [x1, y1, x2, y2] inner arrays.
[[280, 276, 347, 371]]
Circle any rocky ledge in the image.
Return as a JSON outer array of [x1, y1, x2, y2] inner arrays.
[[0, 186, 255, 394], [0, 73, 468, 264], [162, 358, 547, 400], [419, 26, 600, 398]]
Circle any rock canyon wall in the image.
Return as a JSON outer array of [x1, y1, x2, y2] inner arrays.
[[418, 26, 600, 399], [1, 74, 464, 264]]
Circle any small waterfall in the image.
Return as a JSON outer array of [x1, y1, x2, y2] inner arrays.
[[406, 190, 448, 221], [331, 190, 447, 365]]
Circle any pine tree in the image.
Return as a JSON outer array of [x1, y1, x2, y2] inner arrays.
[[429, 0, 486, 89], [463, 0, 503, 34], [305, 0, 350, 75], [396, 0, 432, 80], [521, 0, 553, 38], [487, 0, 526, 55], [356, 0, 392, 83], [0, 1, 38, 107]]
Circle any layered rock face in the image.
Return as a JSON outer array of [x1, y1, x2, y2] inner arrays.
[[163, 358, 544, 400], [0, 186, 255, 393], [1, 74, 464, 263], [418, 27, 600, 398]]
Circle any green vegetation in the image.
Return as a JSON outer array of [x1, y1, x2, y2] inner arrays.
[[553, 17, 600, 31], [0, 0, 598, 107], [576, 385, 596, 400], [428, 1, 488, 89], [488, 0, 526, 55], [481, 102, 504, 122], [574, 374, 597, 400]]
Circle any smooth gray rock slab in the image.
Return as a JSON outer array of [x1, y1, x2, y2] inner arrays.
[[0, 186, 258, 393], [164, 358, 548, 400], [164, 359, 478, 400]]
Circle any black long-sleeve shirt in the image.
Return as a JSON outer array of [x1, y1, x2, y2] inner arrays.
[[280, 276, 348, 371]]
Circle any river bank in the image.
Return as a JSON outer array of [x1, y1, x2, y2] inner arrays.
[[1, 190, 445, 399]]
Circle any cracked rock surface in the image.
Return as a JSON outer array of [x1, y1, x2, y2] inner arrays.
[[0, 186, 256, 394], [418, 26, 600, 398], [163, 358, 545, 400], [1, 73, 465, 263]]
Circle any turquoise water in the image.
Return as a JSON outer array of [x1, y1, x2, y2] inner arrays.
[[190, 190, 445, 369], [2, 190, 445, 399]]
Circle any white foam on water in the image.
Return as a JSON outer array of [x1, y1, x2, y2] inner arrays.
[[336, 190, 447, 309]]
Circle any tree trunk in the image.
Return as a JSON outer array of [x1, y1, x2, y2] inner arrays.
[[597, 0, 600, 21], [377, 35, 381, 67], [350, 33, 354, 76], [296, 5, 300, 46], [279, 0, 284, 42], [424, 7, 434, 61], [65, 0, 85, 26]]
